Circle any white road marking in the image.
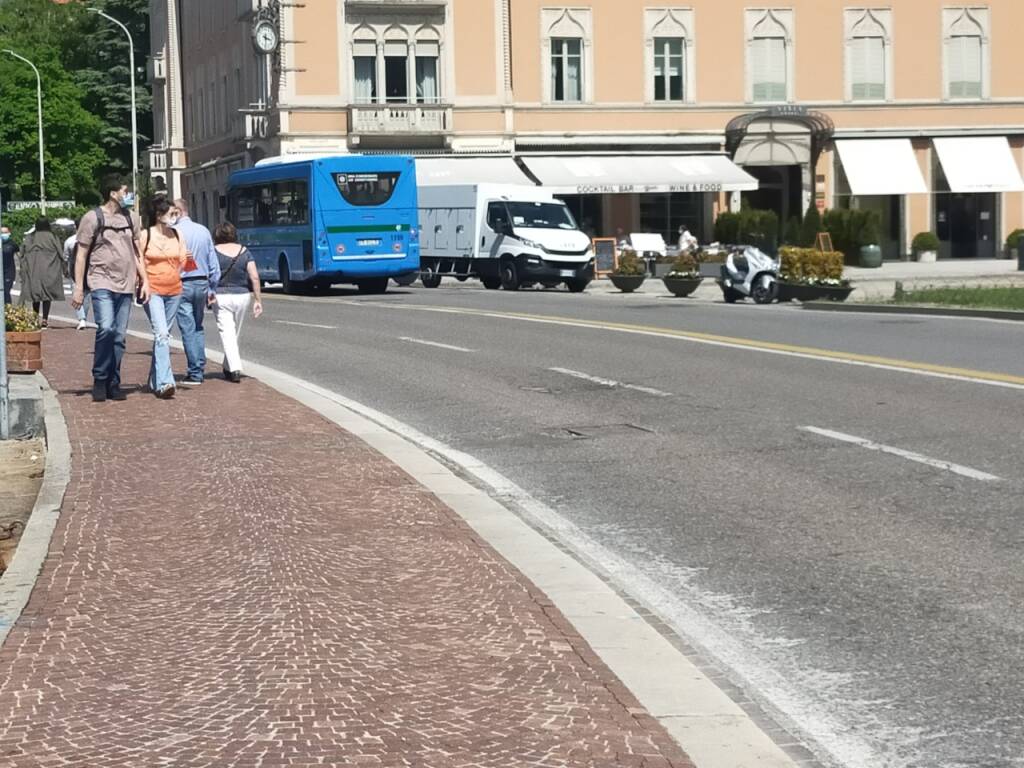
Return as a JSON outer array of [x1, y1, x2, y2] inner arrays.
[[273, 320, 337, 330], [549, 367, 673, 397], [399, 337, 474, 353], [799, 426, 1001, 482]]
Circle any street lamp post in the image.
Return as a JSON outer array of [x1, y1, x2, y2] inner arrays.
[[89, 9, 138, 198], [1, 49, 46, 215]]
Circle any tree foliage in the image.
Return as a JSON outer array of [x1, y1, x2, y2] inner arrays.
[[0, 0, 151, 206]]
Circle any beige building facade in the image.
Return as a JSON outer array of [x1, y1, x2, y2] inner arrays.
[[148, 0, 1024, 258]]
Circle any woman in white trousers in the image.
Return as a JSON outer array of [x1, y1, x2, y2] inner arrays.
[[210, 222, 262, 382]]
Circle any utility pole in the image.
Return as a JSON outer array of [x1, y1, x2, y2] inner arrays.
[[0, 187, 9, 441], [89, 9, 139, 198]]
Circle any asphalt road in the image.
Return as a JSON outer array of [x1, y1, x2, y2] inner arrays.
[[122, 283, 1023, 768]]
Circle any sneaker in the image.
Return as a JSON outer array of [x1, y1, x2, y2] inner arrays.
[[180, 377, 203, 387], [156, 385, 176, 400], [91, 382, 107, 403], [76, 320, 87, 331], [107, 386, 127, 402]]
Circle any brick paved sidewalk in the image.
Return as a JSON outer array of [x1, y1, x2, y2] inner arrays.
[[0, 325, 693, 768]]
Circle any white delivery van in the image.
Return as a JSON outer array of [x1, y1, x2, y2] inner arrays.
[[418, 184, 594, 292]]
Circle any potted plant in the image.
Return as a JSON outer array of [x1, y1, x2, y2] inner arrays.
[[1005, 229, 1024, 262], [609, 249, 647, 293], [857, 210, 883, 268], [777, 247, 823, 302], [912, 231, 940, 263], [5, 304, 43, 373], [662, 252, 703, 297]]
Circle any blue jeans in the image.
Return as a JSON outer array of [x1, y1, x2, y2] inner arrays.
[[176, 278, 208, 380], [143, 292, 183, 391], [91, 289, 133, 390]]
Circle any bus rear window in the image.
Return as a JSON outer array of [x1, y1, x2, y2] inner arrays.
[[333, 172, 400, 206]]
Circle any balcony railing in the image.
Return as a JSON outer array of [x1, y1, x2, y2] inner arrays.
[[349, 104, 453, 135], [236, 113, 271, 142], [147, 147, 168, 171]]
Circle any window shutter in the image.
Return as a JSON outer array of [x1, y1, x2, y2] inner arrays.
[[949, 35, 982, 98], [751, 37, 786, 101], [851, 37, 885, 99]]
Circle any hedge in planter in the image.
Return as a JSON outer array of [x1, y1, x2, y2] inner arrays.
[[911, 232, 940, 262], [777, 247, 849, 302]]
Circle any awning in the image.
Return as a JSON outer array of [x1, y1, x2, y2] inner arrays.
[[835, 139, 927, 196], [933, 137, 1024, 193], [415, 157, 534, 186], [519, 154, 758, 194]]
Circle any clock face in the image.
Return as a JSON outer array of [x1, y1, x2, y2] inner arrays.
[[254, 21, 278, 53]]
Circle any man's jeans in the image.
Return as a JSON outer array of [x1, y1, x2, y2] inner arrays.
[[91, 289, 133, 390], [144, 293, 183, 391], [176, 278, 208, 380]]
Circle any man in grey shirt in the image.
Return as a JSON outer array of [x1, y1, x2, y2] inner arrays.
[[172, 199, 220, 385]]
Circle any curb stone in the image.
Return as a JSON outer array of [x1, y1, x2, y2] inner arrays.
[[0, 375, 72, 648], [801, 301, 1024, 322]]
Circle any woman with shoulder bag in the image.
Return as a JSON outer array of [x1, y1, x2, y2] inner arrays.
[[141, 197, 191, 398], [210, 221, 262, 383]]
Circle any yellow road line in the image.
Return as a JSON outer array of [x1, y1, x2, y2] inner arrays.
[[349, 302, 1024, 390]]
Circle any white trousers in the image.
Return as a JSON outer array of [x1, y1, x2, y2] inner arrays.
[[214, 292, 250, 373]]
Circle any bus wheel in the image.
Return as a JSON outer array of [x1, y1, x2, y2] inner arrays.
[[500, 260, 520, 291], [279, 257, 298, 295], [481, 276, 501, 290], [357, 278, 389, 295]]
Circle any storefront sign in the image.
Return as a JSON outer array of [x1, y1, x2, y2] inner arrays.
[[6, 200, 76, 211], [575, 183, 723, 195]]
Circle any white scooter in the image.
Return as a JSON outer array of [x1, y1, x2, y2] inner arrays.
[[718, 246, 780, 304]]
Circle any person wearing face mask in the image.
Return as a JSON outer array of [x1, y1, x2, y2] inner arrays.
[[20, 218, 65, 327], [171, 198, 219, 386], [1, 226, 18, 305], [139, 196, 190, 399], [71, 174, 151, 403]]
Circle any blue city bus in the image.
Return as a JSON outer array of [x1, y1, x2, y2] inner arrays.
[[226, 154, 419, 294]]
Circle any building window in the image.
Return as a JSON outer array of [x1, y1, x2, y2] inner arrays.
[[551, 37, 583, 102], [845, 9, 891, 101], [746, 9, 793, 103], [944, 8, 988, 100], [542, 8, 593, 104], [348, 20, 445, 105], [645, 9, 695, 104]]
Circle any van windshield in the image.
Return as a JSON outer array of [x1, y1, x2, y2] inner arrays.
[[506, 201, 578, 230]]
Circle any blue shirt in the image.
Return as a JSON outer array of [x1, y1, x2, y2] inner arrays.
[[173, 216, 220, 292]]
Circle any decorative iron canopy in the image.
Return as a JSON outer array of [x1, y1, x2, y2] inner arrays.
[[725, 107, 835, 167]]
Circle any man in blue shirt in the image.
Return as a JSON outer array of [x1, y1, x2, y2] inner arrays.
[[172, 199, 220, 385]]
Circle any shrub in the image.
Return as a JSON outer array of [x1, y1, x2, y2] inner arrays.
[[911, 232, 941, 252], [713, 212, 741, 244], [779, 247, 845, 285], [4, 304, 42, 333], [1005, 229, 1024, 250], [613, 249, 646, 276], [799, 203, 823, 248], [782, 216, 801, 247], [666, 251, 698, 278], [857, 210, 882, 247]]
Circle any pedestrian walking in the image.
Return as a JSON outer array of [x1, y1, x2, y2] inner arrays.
[[140, 197, 190, 399], [172, 198, 219, 386], [63, 220, 90, 329], [71, 174, 150, 403], [211, 221, 262, 383], [20, 218, 65, 327], [1, 226, 18, 305]]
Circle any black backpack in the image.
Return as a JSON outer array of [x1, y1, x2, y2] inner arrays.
[[79, 207, 137, 291]]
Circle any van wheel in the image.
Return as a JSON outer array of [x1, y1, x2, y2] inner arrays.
[[279, 257, 298, 295], [500, 260, 520, 291], [481, 276, 501, 290], [565, 279, 589, 293], [356, 278, 389, 295], [421, 269, 442, 288]]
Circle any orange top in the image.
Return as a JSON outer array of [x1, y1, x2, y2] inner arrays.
[[140, 227, 191, 296]]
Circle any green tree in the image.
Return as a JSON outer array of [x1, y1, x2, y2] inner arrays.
[[799, 203, 823, 247]]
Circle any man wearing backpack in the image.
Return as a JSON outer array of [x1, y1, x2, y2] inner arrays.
[[71, 175, 151, 402]]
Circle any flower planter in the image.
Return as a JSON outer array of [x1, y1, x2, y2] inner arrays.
[[5, 331, 43, 373], [662, 276, 703, 297], [915, 249, 937, 263], [776, 282, 824, 303], [858, 245, 883, 268], [816, 285, 855, 302], [609, 274, 646, 293]]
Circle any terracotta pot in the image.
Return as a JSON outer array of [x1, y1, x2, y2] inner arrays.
[[5, 331, 43, 373]]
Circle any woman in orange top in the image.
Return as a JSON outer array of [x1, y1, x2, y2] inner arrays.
[[140, 197, 193, 398]]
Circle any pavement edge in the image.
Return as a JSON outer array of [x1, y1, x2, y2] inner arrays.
[[802, 301, 1024, 322], [0, 374, 72, 648]]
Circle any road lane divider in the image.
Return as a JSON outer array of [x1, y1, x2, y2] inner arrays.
[[272, 320, 338, 330], [399, 337, 475, 353], [798, 426, 1001, 482], [343, 302, 1024, 392], [550, 367, 672, 397]]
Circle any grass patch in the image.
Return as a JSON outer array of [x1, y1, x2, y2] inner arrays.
[[893, 285, 1024, 311]]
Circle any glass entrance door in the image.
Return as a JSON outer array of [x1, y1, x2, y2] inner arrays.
[[935, 193, 997, 259]]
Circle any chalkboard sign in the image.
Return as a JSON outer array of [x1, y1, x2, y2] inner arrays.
[[593, 238, 617, 276]]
